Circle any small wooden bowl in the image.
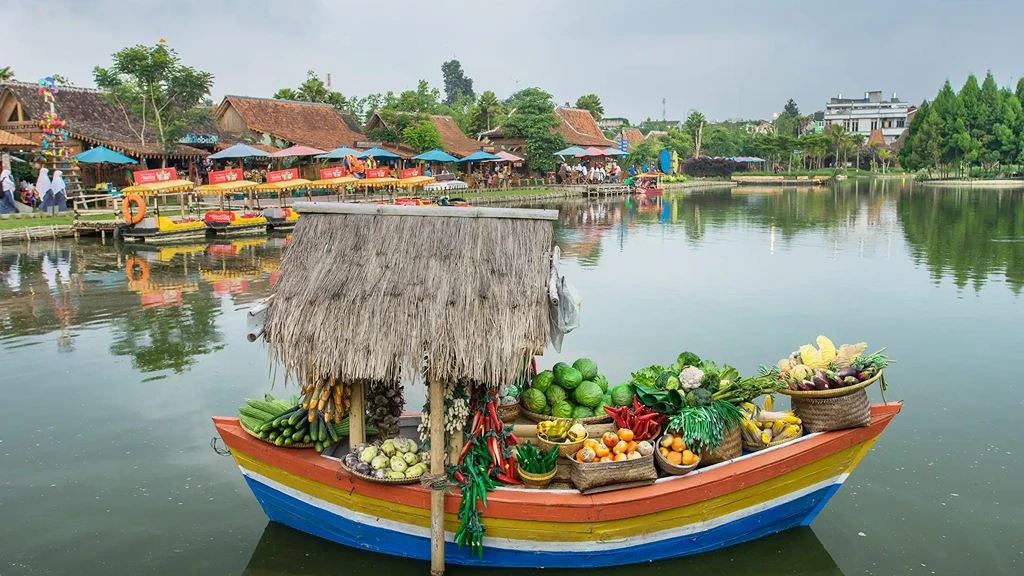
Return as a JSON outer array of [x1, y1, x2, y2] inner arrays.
[[517, 467, 556, 489], [653, 434, 700, 476], [536, 433, 588, 458], [498, 401, 520, 424]]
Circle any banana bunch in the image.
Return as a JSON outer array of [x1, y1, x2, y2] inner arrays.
[[740, 404, 802, 447], [538, 418, 580, 442], [301, 376, 352, 425]]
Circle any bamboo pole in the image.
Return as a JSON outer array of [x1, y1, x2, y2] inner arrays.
[[429, 379, 446, 576], [348, 381, 366, 452]]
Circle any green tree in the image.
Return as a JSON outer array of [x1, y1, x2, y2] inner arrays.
[[574, 94, 604, 122], [877, 148, 892, 174], [1016, 78, 1024, 103], [441, 59, 474, 106], [0, 66, 13, 81], [626, 138, 663, 168], [825, 124, 847, 167], [683, 111, 707, 157], [914, 108, 944, 176], [468, 90, 506, 135], [272, 88, 299, 100], [898, 100, 929, 169], [504, 87, 564, 173], [389, 79, 443, 114], [403, 119, 444, 152], [783, 99, 800, 117], [93, 42, 214, 150], [659, 130, 694, 158]]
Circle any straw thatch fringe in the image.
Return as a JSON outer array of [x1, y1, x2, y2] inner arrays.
[[265, 212, 554, 386]]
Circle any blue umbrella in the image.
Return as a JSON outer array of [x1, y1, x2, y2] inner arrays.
[[315, 146, 362, 159], [356, 147, 402, 160], [412, 149, 458, 162], [75, 146, 137, 164], [553, 145, 588, 156], [208, 143, 272, 159], [457, 150, 501, 163]]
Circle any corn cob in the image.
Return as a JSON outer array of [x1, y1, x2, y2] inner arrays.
[[761, 428, 774, 444], [763, 396, 773, 411], [771, 420, 787, 436]]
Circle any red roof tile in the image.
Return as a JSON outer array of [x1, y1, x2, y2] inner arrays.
[[430, 115, 480, 157], [0, 127, 36, 148], [619, 128, 643, 144], [482, 107, 614, 148], [219, 96, 365, 151]]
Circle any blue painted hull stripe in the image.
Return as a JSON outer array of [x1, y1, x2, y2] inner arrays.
[[242, 475, 840, 568]]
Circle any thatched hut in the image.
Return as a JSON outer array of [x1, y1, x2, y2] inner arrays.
[[261, 201, 558, 575], [265, 203, 557, 387]]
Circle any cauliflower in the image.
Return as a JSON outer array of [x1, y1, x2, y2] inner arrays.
[[678, 366, 705, 391]]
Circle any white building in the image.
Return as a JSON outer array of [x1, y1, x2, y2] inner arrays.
[[824, 91, 909, 145]]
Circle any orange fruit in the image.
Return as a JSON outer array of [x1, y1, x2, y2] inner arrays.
[[600, 456, 613, 463], [616, 428, 634, 442], [613, 440, 628, 455], [626, 441, 638, 454], [682, 450, 697, 466], [659, 447, 670, 457], [584, 439, 600, 451], [666, 451, 683, 465], [613, 453, 628, 461], [575, 448, 586, 462], [671, 437, 686, 452], [626, 451, 642, 460], [595, 444, 610, 458], [602, 432, 620, 448], [659, 434, 674, 448]]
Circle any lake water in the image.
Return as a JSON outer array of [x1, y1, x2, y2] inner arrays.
[[1, 180, 1021, 576]]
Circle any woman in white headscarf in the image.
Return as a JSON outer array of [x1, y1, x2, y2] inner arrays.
[[36, 167, 52, 212], [50, 170, 68, 213], [0, 169, 18, 214]]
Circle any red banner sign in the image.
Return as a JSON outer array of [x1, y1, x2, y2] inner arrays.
[[133, 168, 177, 185], [319, 167, 347, 180], [209, 169, 242, 185], [365, 168, 388, 179], [265, 169, 298, 184], [400, 167, 420, 179]]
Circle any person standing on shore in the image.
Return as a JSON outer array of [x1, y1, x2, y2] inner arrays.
[[0, 169, 18, 214], [36, 168, 52, 213], [50, 170, 68, 213]]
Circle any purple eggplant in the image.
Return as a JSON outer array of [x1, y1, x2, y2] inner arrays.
[[812, 370, 831, 390], [799, 380, 816, 391], [837, 367, 858, 379], [843, 376, 859, 387]]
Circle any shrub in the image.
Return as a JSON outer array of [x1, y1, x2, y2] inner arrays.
[[681, 157, 744, 178]]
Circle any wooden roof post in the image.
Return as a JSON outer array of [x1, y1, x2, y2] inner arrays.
[[348, 381, 366, 452], [429, 378, 446, 576]]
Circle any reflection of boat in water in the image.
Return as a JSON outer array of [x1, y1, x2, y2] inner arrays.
[[238, 506, 846, 576]]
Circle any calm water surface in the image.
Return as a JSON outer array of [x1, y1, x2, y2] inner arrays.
[[1, 180, 1021, 575]]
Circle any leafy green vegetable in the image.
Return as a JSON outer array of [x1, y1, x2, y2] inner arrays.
[[673, 352, 702, 371], [545, 384, 568, 407], [629, 365, 666, 389], [522, 388, 547, 413], [666, 400, 744, 453], [610, 384, 635, 407], [592, 374, 609, 393], [531, 370, 555, 393], [572, 358, 599, 381], [574, 381, 604, 408], [571, 405, 594, 418]]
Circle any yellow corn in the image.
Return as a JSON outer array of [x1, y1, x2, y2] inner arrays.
[[772, 420, 787, 436], [779, 415, 802, 425], [308, 410, 316, 423], [761, 429, 773, 444], [763, 396, 774, 411], [742, 402, 757, 414]]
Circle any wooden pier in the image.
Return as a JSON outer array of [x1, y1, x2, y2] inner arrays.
[[731, 175, 832, 186]]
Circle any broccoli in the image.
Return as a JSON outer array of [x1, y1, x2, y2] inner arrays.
[[690, 387, 713, 407], [655, 371, 677, 391]]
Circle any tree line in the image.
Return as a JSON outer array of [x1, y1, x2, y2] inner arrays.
[[899, 72, 1024, 177]]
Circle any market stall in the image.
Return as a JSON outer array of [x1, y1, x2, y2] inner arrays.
[[213, 204, 902, 573]]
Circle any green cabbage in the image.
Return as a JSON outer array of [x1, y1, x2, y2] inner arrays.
[[551, 401, 573, 419], [574, 381, 604, 408], [571, 405, 594, 419], [555, 365, 583, 390], [572, 358, 599, 381], [596, 393, 613, 414], [522, 388, 547, 413], [545, 384, 568, 407], [611, 384, 635, 407], [593, 374, 609, 393], [531, 370, 555, 393]]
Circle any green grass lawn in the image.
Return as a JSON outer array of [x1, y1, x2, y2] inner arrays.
[[0, 213, 114, 230]]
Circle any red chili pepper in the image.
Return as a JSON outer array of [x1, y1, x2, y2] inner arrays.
[[458, 438, 474, 463], [531, 357, 537, 377], [488, 402, 502, 431], [507, 433, 521, 446], [454, 471, 466, 483], [489, 436, 504, 469], [496, 473, 520, 485], [633, 395, 641, 413], [638, 412, 659, 422]]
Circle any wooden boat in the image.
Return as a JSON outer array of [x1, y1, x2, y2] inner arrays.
[[214, 402, 899, 568], [634, 172, 665, 196], [119, 168, 207, 243], [257, 169, 314, 231]]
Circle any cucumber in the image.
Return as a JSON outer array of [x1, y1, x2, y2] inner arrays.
[[303, 434, 311, 443], [315, 441, 323, 453], [310, 416, 320, 442], [264, 393, 275, 402], [291, 429, 305, 441], [239, 415, 263, 432], [288, 409, 308, 427], [239, 406, 275, 421], [318, 417, 328, 442], [274, 436, 285, 447], [258, 431, 270, 440], [245, 399, 282, 415], [284, 438, 294, 446], [326, 419, 340, 443], [269, 431, 280, 441], [282, 427, 294, 438]]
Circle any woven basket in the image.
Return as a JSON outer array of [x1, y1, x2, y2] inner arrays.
[[498, 401, 520, 424], [653, 442, 700, 476], [339, 461, 420, 485], [521, 407, 612, 425], [698, 423, 742, 466], [243, 422, 316, 449], [518, 467, 556, 489], [778, 371, 881, 399], [791, 388, 870, 432], [566, 453, 657, 493], [536, 434, 588, 458], [743, 425, 803, 452]]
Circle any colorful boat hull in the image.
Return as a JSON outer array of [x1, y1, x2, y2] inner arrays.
[[214, 403, 899, 568]]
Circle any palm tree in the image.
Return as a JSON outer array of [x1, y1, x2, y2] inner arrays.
[[877, 149, 892, 174], [826, 124, 846, 168], [851, 133, 866, 171], [272, 88, 299, 101], [0, 66, 14, 82]]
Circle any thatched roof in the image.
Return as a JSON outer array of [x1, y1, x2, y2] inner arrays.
[[265, 203, 557, 385], [216, 95, 365, 150]]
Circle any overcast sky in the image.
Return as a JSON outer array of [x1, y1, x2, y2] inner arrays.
[[4, 0, 1021, 122]]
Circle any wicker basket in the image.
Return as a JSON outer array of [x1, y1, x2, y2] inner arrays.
[[536, 434, 588, 458], [742, 425, 803, 452], [498, 401, 520, 424], [653, 440, 700, 476], [566, 453, 657, 493], [243, 422, 316, 449], [790, 388, 870, 432], [518, 467, 556, 489], [778, 371, 881, 399], [698, 423, 742, 466], [520, 407, 612, 425], [339, 461, 420, 485]]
